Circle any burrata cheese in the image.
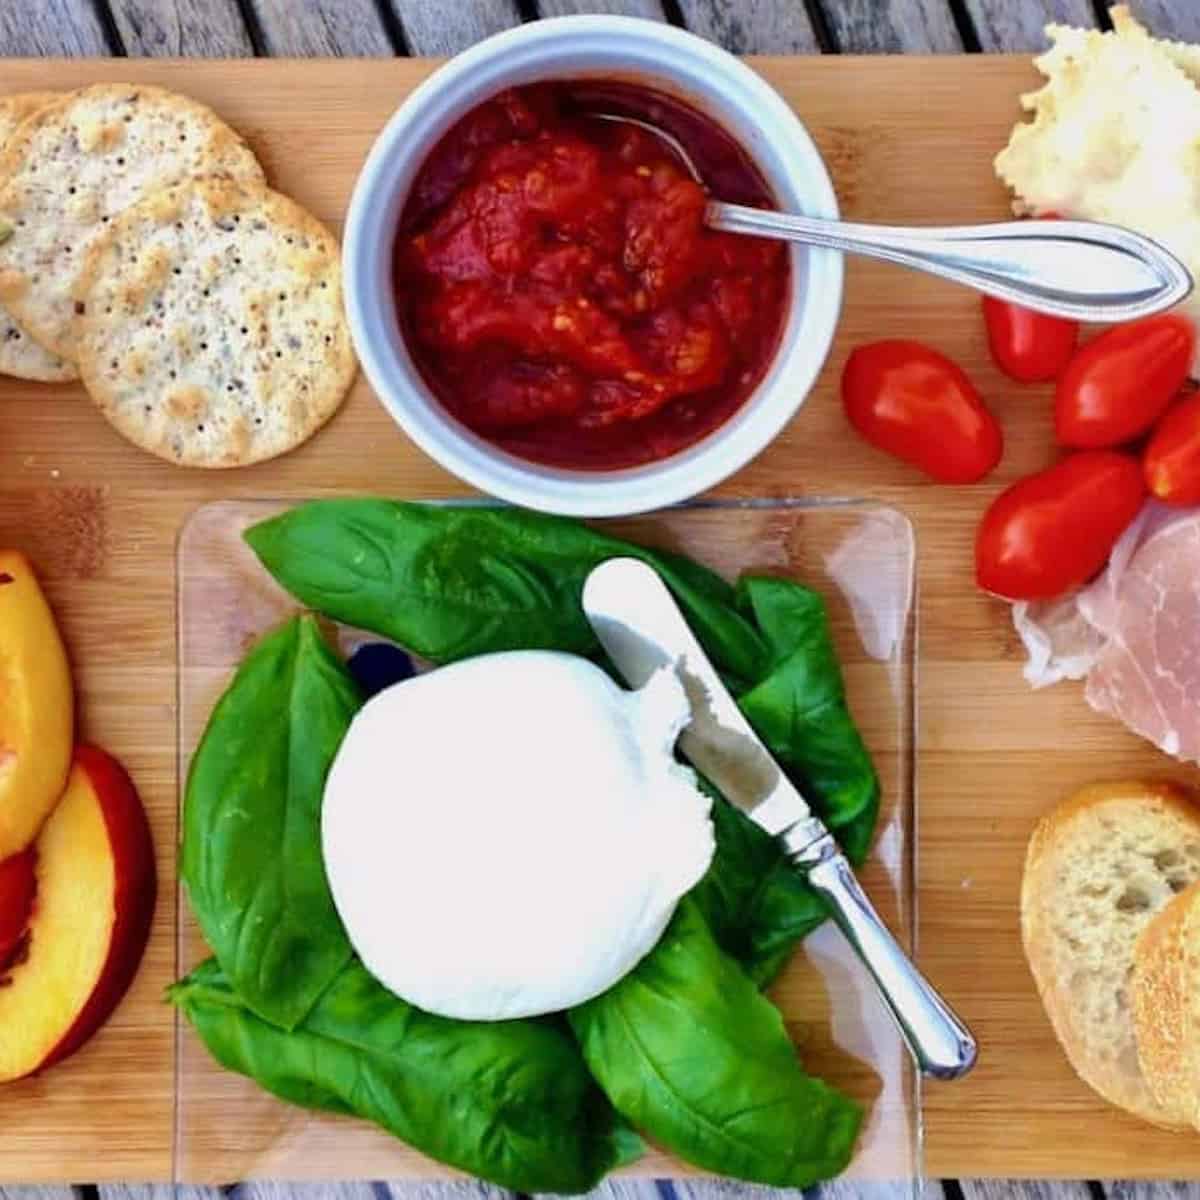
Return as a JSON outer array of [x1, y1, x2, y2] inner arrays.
[[321, 650, 714, 1021]]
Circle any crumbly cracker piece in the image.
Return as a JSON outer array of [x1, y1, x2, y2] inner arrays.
[[75, 176, 356, 468], [995, 18, 1200, 368], [0, 92, 76, 382], [0, 84, 263, 362]]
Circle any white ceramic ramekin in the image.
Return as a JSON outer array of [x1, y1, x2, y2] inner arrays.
[[343, 16, 842, 517]]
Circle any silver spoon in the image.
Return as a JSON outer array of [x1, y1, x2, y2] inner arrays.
[[593, 113, 1192, 323]]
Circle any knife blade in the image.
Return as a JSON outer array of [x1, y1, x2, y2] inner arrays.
[[582, 556, 977, 1081], [582, 555, 826, 847]]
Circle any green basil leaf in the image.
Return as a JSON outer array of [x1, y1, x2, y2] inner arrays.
[[735, 576, 880, 865], [170, 958, 642, 1194], [246, 502, 879, 959], [569, 898, 862, 1187], [694, 794, 828, 988], [244, 500, 767, 682], [182, 615, 358, 1029]]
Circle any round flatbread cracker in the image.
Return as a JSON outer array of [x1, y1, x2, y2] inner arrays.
[[0, 91, 76, 382], [0, 83, 264, 362], [76, 176, 356, 468], [0, 303, 75, 383]]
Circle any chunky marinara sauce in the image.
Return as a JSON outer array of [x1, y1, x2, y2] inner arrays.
[[394, 81, 789, 470]]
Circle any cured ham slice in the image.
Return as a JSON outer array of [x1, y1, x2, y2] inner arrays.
[[1085, 515, 1200, 759], [1013, 503, 1200, 762]]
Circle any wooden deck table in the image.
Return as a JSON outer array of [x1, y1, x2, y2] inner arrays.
[[3, 3, 1200, 1200]]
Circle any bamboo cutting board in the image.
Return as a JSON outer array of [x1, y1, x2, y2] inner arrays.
[[0, 56, 1193, 1183]]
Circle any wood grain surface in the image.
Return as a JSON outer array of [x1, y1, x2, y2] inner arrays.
[[12, 0, 1200, 63], [244, 0, 394, 55], [675, 0, 820, 54], [109, 0, 254, 56], [1116, 1, 1200, 42], [2, 47, 1200, 1191], [389, 1, 523, 55], [0, 0, 110, 54], [964, 0, 1095, 51], [816, 0, 962, 52], [537, 1, 668, 18]]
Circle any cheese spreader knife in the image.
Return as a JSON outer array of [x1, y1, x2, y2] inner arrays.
[[582, 557, 977, 1081]]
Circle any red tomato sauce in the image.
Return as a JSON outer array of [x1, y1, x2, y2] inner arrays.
[[394, 81, 789, 470]]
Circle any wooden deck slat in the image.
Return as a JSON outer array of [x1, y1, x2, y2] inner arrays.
[[814, 0, 963, 52], [232, 1185, 375, 1200], [109, 0, 255, 56], [958, 1184, 1097, 1200], [389, 1, 522, 55], [0, 0, 111, 54], [533, 1182, 662, 1200], [1122, 0, 1200, 42], [1106, 1185, 1200, 1200], [676, 0, 820, 53], [0, 1190, 80, 1200], [817, 1180, 942, 1200], [96, 1188, 222, 1200], [381, 1183, 513, 1200], [669, 1181, 789, 1199], [963, 0, 1095, 51], [247, 0, 396, 55], [536, 1, 667, 18]]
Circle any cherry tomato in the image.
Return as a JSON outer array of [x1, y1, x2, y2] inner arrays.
[[975, 451, 1146, 600], [843, 340, 1002, 483], [982, 295, 1078, 383], [1055, 315, 1195, 448], [1144, 388, 1200, 505]]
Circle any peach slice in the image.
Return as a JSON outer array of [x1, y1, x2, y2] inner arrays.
[[0, 745, 155, 1081], [0, 550, 73, 860], [0, 848, 36, 966]]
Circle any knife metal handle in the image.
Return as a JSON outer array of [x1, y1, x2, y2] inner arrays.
[[793, 831, 978, 1080]]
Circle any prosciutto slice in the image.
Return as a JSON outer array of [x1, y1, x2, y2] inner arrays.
[[1013, 503, 1200, 762]]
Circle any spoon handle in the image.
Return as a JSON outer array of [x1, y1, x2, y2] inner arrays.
[[709, 203, 1193, 323]]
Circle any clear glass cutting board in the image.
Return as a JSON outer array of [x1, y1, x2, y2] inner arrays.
[[174, 497, 920, 1194]]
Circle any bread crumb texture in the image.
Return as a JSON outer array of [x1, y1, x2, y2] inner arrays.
[[1022, 780, 1200, 1128]]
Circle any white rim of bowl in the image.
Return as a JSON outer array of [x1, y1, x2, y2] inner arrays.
[[344, 16, 842, 517]]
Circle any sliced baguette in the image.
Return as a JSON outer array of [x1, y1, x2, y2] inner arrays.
[[1021, 779, 1200, 1128], [1133, 879, 1200, 1127]]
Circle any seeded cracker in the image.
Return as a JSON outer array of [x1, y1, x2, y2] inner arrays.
[[75, 176, 356, 467], [0, 84, 264, 362], [0, 92, 76, 382]]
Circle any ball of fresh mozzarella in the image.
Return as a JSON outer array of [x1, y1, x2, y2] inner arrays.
[[322, 650, 714, 1021]]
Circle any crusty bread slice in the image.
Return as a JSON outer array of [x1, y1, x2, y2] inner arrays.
[[1021, 779, 1200, 1128], [1133, 879, 1200, 1127]]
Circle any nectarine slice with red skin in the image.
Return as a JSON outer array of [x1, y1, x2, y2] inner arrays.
[[0, 745, 155, 1081], [0, 848, 36, 966], [0, 550, 73, 859]]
